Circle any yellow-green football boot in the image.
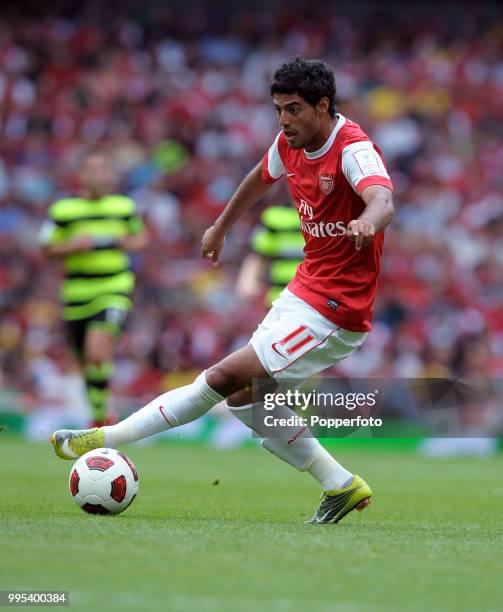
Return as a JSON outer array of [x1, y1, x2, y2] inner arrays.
[[51, 428, 105, 460], [308, 475, 372, 524]]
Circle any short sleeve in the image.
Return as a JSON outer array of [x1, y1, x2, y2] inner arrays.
[[341, 141, 393, 194], [39, 205, 67, 245], [123, 198, 143, 234], [261, 132, 286, 184], [128, 214, 144, 235]]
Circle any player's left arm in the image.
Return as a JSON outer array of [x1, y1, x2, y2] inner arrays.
[[118, 226, 148, 251], [347, 185, 394, 251], [341, 140, 394, 250]]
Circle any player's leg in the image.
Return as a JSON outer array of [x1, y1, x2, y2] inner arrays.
[[227, 289, 372, 522], [83, 321, 116, 427], [227, 392, 371, 523], [82, 308, 129, 426], [51, 344, 270, 459], [102, 345, 270, 445], [64, 317, 87, 364], [227, 387, 353, 491]]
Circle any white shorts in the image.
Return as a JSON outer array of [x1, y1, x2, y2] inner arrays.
[[250, 288, 367, 380]]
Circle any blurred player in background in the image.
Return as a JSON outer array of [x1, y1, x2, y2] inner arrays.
[[40, 150, 147, 426], [236, 204, 304, 307], [52, 58, 394, 524]]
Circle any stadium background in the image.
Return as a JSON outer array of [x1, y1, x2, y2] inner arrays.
[[0, 0, 502, 445]]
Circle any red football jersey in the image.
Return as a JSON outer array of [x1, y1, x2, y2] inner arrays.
[[261, 114, 393, 332]]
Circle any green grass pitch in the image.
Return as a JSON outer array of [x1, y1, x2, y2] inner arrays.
[[1, 436, 502, 612]]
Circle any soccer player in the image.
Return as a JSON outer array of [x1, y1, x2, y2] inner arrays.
[[236, 204, 304, 306], [41, 150, 147, 426], [52, 58, 394, 524]]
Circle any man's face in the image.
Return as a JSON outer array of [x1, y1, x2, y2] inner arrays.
[[80, 153, 113, 196], [273, 93, 321, 149]]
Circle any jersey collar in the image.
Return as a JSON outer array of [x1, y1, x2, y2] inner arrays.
[[303, 114, 346, 160]]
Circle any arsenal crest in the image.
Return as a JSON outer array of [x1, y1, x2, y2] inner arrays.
[[319, 173, 334, 195]]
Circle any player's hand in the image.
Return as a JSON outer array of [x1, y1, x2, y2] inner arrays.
[[346, 220, 375, 251], [201, 225, 225, 266]]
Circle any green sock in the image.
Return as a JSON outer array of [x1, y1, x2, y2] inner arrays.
[[84, 362, 114, 424]]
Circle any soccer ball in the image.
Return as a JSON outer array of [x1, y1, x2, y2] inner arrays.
[[69, 448, 139, 515]]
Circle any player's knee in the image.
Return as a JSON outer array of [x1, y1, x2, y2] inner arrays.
[[226, 388, 252, 408], [84, 333, 114, 365], [205, 364, 243, 398], [84, 344, 108, 366], [85, 354, 106, 369]]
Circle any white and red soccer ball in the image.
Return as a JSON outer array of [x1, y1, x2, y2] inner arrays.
[[69, 448, 139, 515]]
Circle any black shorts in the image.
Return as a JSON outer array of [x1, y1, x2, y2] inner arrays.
[[65, 308, 129, 356]]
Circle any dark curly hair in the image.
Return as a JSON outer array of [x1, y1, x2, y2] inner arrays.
[[270, 57, 337, 118]]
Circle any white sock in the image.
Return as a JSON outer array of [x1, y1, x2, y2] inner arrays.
[[306, 444, 353, 491], [229, 402, 352, 488], [103, 372, 223, 446]]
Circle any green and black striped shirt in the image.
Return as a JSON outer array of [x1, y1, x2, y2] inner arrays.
[[251, 205, 304, 306], [40, 195, 143, 321]]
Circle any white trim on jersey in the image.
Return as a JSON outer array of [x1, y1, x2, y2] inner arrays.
[[341, 141, 391, 193], [267, 132, 286, 180], [304, 114, 346, 160], [38, 219, 56, 245]]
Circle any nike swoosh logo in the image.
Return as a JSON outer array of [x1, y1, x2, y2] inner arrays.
[[62, 439, 78, 458], [317, 489, 359, 521], [271, 342, 285, 357], [318, 508, 335, 522], [287, 173, 295, 177]]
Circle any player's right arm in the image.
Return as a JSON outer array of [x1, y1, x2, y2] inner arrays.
[[42, 233, 94, 258], [39, 216, 94, 259], [201, 161, 273, 265], [235, 252, 267, 300]]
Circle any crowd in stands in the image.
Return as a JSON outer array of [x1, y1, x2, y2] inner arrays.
[[1, 4, 502, 415]]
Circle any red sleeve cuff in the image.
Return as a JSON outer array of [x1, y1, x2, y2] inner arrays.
[[356, 176, 394, 194]]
